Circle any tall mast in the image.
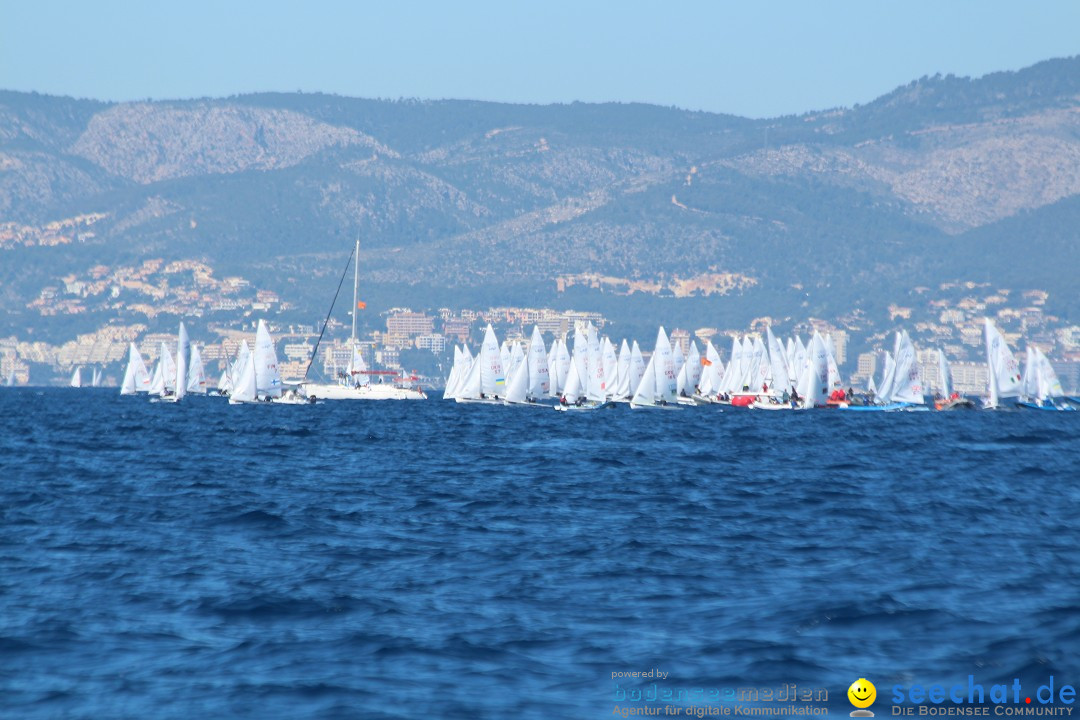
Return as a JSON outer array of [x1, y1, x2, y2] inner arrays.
[[351, 234, 360, 344]]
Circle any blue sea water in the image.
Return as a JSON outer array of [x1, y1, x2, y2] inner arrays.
[[1, 388, 1079, 719]]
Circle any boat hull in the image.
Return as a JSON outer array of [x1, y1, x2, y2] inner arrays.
[[303, 383, 426, 400], [750, 400, 794, 410], [935, 398, 977, 411], [554, 401, 615, 412]]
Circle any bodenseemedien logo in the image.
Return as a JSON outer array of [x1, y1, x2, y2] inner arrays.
[[848, 678, 876, 717]]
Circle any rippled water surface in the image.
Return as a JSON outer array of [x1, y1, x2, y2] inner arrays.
[[2, 389, 1079, 718]]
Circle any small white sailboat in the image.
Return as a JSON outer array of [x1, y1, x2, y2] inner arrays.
[[186, 343, 207, 394], [796, 333, 829, 409], [455, 324, 504, 404], [120, 343, 151, 395], [984, 318, 1022, 410], [505, 326, 550, 407], [4, 367, 14, 387], [1018, 347, 1074, 411], [934, 349, 975, 410], [888, 330, 925, 407], [628, 352, 678, 410], [70, 367, 82, 388], [613, 339, 632, 401], [693, 340, 724, 403], [228, 351, 259, 405], [253, 319, 282, 400]]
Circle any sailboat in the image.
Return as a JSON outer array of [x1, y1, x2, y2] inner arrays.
[[751, 327, 795, 409], [4, 367, 14, 387], [693, 340, 724, 404], [795, 332, 829, 409], [186, 344, 207, 394], [91, 367, 102, 387], [504, 326, 550, 406], [841, 331, 924, 411], [628, 327, 680, 410], [934, 348, 975, 410], [159, 321, 190, 403], [302, 236, 426, 401], [456, 324, 505, 404], [984, 318, 1022, 410], [120, 343, 151, 395], [228, 348, 258, 405], [70, 367, 82, 388], [1017, 347, 1074, 411]]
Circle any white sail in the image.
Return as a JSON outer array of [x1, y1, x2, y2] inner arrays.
[[507, 342, 525, 382], [546, 344, 558, 393], [586, 326, 606, 402], [798, 332, 829, 408], [70, 367, 82, 388], [229, 352, 258, 404], [504, 350, 530, 404], [479, 324, 505, 397], [91, 367, 102, 387], [653, 327, 677, 403], [458, 348, 483, 400], [614, 339, 632, 399], [500, 343, 512, 381], [527, 326, 550, 399], [346, 343, 370, 387], [628, 341, 646, 398], [5, 368, 14, 387], [233, 341, 251, 378], [174, 322, 189, 401], [631, 353, 658, 407], [217, 368, 231, 395], [1036, 348, 1064, 401], [766, 327, 791, 396], [148, 360, 164, 395], [984, 318, 1022, 406], [876, 351, 895, 402], [160, 343, 177, 395], [890, 330, 924, 404], [938, 348, 952, 399], [571, 326, 587, 393], [698, 340, 723, 395], [824, 334, 843, 392], [671, 337, 685, 385], [121, 343, 151, 394], [186, 344, 206, 394], [552, 339, 572, 397], [1021, 347, 1040, 400], [784, 337, 798, 384], [443, 346, 463, 400], [254, 319, 282, 398], [677, 340, 702, 397], [748, 335, 770, 393], [793, 336, 807, 384], [718, 337, 742, 394], [601, 337, 618, 399]]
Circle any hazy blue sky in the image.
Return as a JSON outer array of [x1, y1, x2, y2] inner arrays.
[[2, 1, 1078, 118]]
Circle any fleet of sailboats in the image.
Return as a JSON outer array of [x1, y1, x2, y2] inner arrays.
[[437, 318, 1076, 413], [27, 297, 1075, 413]]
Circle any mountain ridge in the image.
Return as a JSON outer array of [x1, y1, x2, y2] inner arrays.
[[1, 56, 1079, 348]]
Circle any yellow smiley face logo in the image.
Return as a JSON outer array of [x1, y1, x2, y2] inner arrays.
[[848, 678, 876, 708]]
